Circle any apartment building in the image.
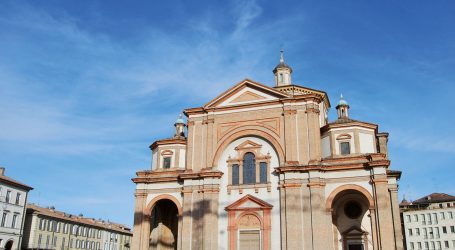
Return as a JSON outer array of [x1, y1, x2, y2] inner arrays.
[[401, 193, 455, 250], [22, 204, 132, 250], [0, 167, 33, 250]]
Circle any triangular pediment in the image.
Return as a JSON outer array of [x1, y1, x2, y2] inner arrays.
[[225, 194, 273, 211], [235, 140, 262, 150], [204, 79, 289, 108]]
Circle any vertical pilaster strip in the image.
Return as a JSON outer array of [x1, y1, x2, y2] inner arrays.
[[140, 197, 151, 250], [283, 108, 297, 163], [305, 104, 321, 162], [372, 177, 395, 249], [279, 184, 287, 250], [308, 181, 332, 250], [283, 184, 304, 249], [186, 120, 195, 170], [369, 208, 379, 250], [389, 185, 404, 250], [132, 192, 146, 250], [205, 117, 215, 168], [192, 190, 204, 249], [297, 110, 310, 164], [301, 183, 313, 250], [181, 190, 193, 250]]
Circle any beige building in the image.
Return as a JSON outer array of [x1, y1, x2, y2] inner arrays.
[[0, 167, 33, 250], [400, 193, 455, 250], [132, 52, 404, 250], [22, 204, 132, 250]]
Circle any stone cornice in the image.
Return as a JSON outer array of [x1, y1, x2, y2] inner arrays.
[[275, 154, 390, 174], [149, 137, 187, 150], [132, 169, 223, 184]]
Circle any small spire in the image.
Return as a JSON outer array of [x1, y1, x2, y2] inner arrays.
[[340, 93, 344, 99], [280, 49, 284, 63]]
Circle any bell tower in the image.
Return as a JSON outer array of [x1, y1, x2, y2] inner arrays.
[[336, 94, 350, 119], [273, 50, 293, 86]]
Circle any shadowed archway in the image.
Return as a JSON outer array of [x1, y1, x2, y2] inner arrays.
[[149, 199, 179, 250], [4, 240, 13, 250]]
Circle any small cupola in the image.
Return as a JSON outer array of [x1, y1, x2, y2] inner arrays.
[[174, 114, 186, 138], [336, 94, 350, 119], [273, 50, 293, 86]]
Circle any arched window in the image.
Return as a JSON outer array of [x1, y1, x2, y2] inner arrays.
[[243, 153, 256, 184]]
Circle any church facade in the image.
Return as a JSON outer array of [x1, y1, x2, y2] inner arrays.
[[132, 53, 404, 250]]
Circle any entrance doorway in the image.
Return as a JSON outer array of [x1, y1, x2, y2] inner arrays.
[[239, 230, 260, 250], [348, 244, 363, 250], [4, 241, 13, 250], [149, 199, 179, 250]]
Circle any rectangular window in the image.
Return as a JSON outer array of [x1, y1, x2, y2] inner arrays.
[[15, 193, 21, 205], [5, 191, 11, 203], [445, 241, 449, 248], [411, 242, 415, 249], [62, 237, 66, 250], [259, 162, 267, 184], [425, 242, 429, 249], [443, 226, 447, 234], [407, 215, 411, 222], [437, 241, 441, 249], [46, 235, 50, 248], [416, 228, 420, 235], [38, 234, 42, 247], [440, 212, 445, 220], [162, 157, 171, 168], [449, 212, 453, 219], [232, 164, 239, 185], [448, 203, 451, 207], [39, 219, 44, 230], [409, 228, 413, 236], [11, 214, 17, 228], [451, 226, 454, 233], [439, 204, 443, 208], [414, 214, 419, 222], [340, 142, 350, 155], [1, 212, 7, 227], [418, 242, 422, 249]]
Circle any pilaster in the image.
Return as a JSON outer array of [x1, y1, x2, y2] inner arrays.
[[389, 184, 404, 250], [371, 176, 395, 250], [280, 183, 304, 249], [181, 189, 193, 250], [305, 103, 321, 162], [283, 108, 298, 163], [308, 179, 332, 250], [132, 192, 147, 250]]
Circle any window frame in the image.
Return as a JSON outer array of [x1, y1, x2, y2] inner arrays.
[[226, 140, 273, 194]]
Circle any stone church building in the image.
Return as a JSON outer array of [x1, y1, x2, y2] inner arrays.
[[132, 52, 404, 250]]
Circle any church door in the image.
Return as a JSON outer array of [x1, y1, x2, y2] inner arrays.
[[347, 244, 363, 250], [239, 230, 260, 250]]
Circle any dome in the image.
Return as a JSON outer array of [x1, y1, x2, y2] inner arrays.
[[175, 114, 185, 124], [337, 94, 349, 107], [272, 49, 293, 74], [272, 62, 293, 74]]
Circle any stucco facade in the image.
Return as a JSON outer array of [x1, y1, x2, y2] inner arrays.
[[0, 167, 33, 250], [132, 53, 404, 250]]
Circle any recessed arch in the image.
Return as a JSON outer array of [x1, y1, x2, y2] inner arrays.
[[326, 184, 375, 211], [212, 126, 285, 168], [146, 194, 183, 216]]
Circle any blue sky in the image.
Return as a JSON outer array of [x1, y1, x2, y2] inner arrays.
[[1, 0, 454, 226]]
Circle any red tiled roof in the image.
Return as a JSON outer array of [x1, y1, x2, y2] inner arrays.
[[413, 193, 455, 204], [27, 204, 132, 235], [0, 175, 33, 191]]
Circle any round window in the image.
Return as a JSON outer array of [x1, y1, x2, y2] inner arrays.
[[344, 201, 363, 219]]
